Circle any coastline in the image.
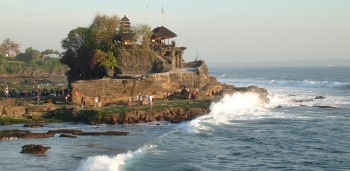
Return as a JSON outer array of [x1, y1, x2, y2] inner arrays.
[[0, 84, 269, 126]]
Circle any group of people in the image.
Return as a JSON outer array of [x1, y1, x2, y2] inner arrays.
[[135, 93, 153, 106], [80, 96, 101, 108], [181, 87, 198, 100], [2, 85, 73, 106], [2, 86, 67, 98]]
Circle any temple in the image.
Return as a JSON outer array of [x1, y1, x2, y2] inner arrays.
[[70, 15, 218, 105], [113, 15, 188, 75]]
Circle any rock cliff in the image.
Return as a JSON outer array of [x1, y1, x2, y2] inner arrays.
[[71, 61, 216, 106]]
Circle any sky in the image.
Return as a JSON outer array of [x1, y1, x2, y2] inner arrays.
[[1, 0, 349, 66]]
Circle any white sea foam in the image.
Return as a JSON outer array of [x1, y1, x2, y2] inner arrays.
[[76, 145, 155, 171], [184, 92, 284, 133]]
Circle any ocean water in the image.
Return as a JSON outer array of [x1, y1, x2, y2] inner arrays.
[[1, 66, 350, 171]]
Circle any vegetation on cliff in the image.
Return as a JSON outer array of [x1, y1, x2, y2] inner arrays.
[[60, 14, 156, 83]]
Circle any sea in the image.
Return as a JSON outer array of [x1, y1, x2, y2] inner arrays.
[[0, 66, 349, 171]]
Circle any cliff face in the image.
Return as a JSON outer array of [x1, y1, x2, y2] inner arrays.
[[69, 107, 209, 125], [71, 62, 216, 106]]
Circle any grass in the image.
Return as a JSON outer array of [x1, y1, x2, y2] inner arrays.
[[98, 99, 212, 115]]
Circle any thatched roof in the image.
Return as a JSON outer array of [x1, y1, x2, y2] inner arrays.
[[152, 26, 177, 39]]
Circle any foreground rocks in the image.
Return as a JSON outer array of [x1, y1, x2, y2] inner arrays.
[[0, 129, 54, 140], [72, 131, 129, 136], [59, 134, 77, 138], [20, 144, 51, 155], [0, 129, 129, 141], [23, 123, 45, 128]]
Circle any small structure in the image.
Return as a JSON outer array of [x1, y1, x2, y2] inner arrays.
[[151, 26, 177, 45], [114, 15, 133, 46], [151, 26, 185, 69]]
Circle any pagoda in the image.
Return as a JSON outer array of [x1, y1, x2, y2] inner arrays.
[[114, 15, 133, 45]]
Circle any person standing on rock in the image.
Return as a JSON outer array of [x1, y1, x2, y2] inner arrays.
[[65, 93, 70, 104], [149, 94, 153, 106], [146, 94, 150, 105], [138, 94, 142, 106], [36, 94, 40, 105], [98, 96, 101, 107], [4, 85, 9, 98], [94, 96, 99, 107], [81, 97, 86, 108], [128, 96, 133, 106]]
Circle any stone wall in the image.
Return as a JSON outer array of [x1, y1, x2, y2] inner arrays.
[[71, 63, 216, 106]]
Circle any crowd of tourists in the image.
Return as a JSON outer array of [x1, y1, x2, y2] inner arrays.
[[2, 85, 67, 98], [2, 85, 72, 105]]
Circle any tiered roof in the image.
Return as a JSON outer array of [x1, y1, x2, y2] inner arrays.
[[115, 15, 133, 42]]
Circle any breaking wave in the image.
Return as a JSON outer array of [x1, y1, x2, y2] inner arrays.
[[184, 92, 283, 133], [76, 145, 155, 171], [221, 78, 350, 89]]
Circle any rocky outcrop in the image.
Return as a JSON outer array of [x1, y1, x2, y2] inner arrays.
[[17, 132, 55, 139], [20, 144, 51, 155], [48, 129, 82, 134], [71, 63, 216, 107], [0, 105, 26, 117], [0, 98, 17, 106], [1, 129, 128, 141], [72, 131, 129, 136], [59, 134, 77, 138], [0, 135, 17, 140], [23, 123, 45, 128], [0, 129, 54, 140], [74, 107, 209, 125]]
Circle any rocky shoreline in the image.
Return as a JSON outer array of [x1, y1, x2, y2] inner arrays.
[[0, 85, 269, 126]]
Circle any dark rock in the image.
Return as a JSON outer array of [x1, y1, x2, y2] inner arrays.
[[313, 105, 338, 109], [274, 105, 283, 109], [73, 131, 129, 136], [0, 129, 54, 139], [17, 132, 55, 139], [0, 129, 30, 141], [48, 129, 82, 134], [59, 134, 77, 138], [315, 96, 326, 99], [0, 135, 17, 140], [23, 123, 45, 128], [20, 144, 51, 155], [292, 99, 314, 103]]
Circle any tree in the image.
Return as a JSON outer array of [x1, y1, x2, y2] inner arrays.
[[61, 27, 90, 54], [0, 38, 21, 57], [41, 49, 60, 58], [61, 14, 121, 81], [133, 24, 152, 45], [16, 47, 41, 62], [89, 14, 120, 51]]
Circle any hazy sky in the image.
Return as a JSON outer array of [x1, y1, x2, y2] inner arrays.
[[1, 0, 349, 64]]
